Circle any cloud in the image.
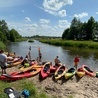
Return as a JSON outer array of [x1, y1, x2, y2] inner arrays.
[[41, 0, 73, 17], [7, 18, 70, 37], [43, 0, 73, 11], [55, 19, 70, 29], [58, 10, 66, 17], [73, 12, 88, 19], [95, 12, 98, 14], [25, 23, 38, 28], [25, 17, 31, 22], [40, 19, 50, 24]]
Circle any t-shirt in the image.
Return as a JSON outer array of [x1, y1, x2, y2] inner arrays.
[[74, 57, 79, 63], [0, 53, 7, 66]]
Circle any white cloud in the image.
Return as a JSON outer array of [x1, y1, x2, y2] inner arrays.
[[7, 18, 71, 37], [25, 23, 38, 28], [73, 12, 88, 19], [58, 10, 66, 17], [43, 0, 73, 11], [40, 19, 50, 24], [41, 0, 73, 17], [25, 17, 31, 22], [55, 19, 70, 29]]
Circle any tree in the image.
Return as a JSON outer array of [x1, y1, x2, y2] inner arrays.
[[67, 17, 82, 40], [62, 28, 70, 39], [85, 17, 95, 40]]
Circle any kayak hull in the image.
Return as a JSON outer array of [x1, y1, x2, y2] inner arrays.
[[81, 65, 95, 77], [0, 67, 41, 81], [54, 65, 67, 80], [64, 67, 76, 80]]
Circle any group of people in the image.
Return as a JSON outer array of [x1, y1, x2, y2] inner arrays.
[[54, 55, 80, 70], [0, 46, 80, 75]]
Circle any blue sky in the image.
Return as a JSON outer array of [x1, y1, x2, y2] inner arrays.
[[0, 0, 98, 37]]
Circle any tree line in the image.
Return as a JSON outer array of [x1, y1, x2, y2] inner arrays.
[[0, 20, 22, 43], [62, 16, 98, 41]]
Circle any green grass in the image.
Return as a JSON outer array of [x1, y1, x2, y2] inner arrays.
[[0, 80, 48, 98], [0, 41, 6, 49], [40, 39, 98, 49]]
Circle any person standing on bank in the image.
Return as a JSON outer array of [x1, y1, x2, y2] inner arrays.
[[28, 46, 31, 61], [38, 50, 42, 62], [54, 56, 61, 67], [74, 55, 80, 70], [0, 50, 7, 75]]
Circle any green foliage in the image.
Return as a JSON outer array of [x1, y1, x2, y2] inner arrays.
[[28, 39, 34, 42], [62, 16, 98, 41], [0, 20, 22, 43], [0, 41, 6, 49]]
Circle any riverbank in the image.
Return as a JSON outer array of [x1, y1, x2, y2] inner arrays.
[[2, 66, 98, 98], [40, 39, 98, 49]]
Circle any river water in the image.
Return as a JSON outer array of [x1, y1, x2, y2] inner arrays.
[[6, 40, 98, 71]]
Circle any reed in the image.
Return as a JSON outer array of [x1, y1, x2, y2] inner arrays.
[[40, 39, 98, 49]]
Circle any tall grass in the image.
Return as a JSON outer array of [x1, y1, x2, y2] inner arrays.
[[40, 39, 98, 49]]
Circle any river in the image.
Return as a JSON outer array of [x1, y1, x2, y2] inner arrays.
[[6, 40, 98, 71]]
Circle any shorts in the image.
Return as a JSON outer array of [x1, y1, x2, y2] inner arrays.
[[1, 65, 7, 69], [74, 62, 78, 66]]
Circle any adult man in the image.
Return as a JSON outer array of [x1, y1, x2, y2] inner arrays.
[[0, 50, 7, 75]]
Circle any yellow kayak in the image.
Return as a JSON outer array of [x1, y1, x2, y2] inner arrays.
[[76, 68, 85, 78], [54, 65, 67, 80]]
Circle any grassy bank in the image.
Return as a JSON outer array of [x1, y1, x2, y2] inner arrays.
[[0, 80, 48, 98], [40, 39, 98, 49]]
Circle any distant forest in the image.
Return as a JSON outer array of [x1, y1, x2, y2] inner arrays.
[[1, 16, 98, 44], [62, 16, 98, 41], [0, 20, 22, 43]]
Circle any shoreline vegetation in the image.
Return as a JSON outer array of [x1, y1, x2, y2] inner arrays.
[[0, 80, 48, 98], [39, 39, 98, 49]]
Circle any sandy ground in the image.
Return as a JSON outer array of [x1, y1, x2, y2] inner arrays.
[[3, 66, 98, 98]]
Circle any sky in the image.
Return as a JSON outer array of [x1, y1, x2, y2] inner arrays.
[[0, 0, 98, 37]]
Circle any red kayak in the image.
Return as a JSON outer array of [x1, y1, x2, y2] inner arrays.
[[50, 63, 62, 72], [81, 64, 96, 77], [40, 62, 51, 79], [0, 67, 42, 81]]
